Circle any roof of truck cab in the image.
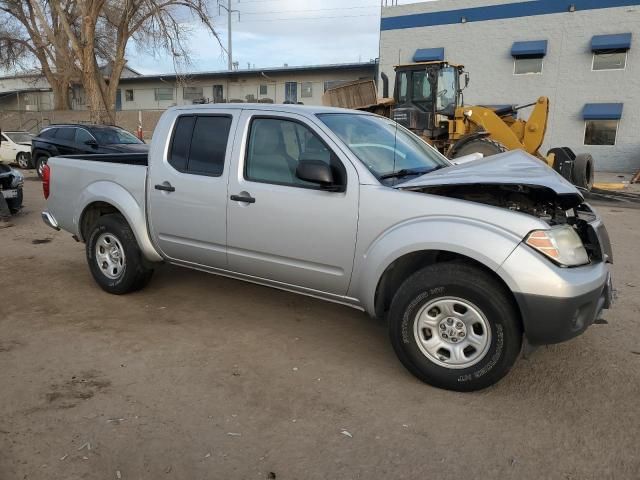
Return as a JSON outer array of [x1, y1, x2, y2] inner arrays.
[[170, 103, 373, 115]]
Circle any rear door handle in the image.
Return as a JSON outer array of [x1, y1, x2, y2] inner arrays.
[[230, 194, 256, 204], [155, 182, 175, 192]]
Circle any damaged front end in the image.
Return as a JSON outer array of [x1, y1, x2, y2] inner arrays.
[[0, 164, 25, 214], [400, 182, 612, 265]]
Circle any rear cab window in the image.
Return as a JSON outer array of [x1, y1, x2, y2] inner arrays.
[[168, 115, 232, 177]]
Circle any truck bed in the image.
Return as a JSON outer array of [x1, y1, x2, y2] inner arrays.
[[46, 155, 148, 238], [63, 153, 148, 166]]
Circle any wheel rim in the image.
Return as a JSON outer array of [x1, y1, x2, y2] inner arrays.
[[37, 158, 48, 176], [413, 296, 492, 369], [17, 153, 28, 168], [95, 233, 126, 280]]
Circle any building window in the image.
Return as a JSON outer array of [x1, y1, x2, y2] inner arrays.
[[584, 120, 618, 146], [301, 82, 313, 98], [125, 89, 134, 102], [592, 51, 627, 71], [514, 57, 543, 75], [155, 88, 174, 101], [213, 85, 224, 103], [259, 84, 268, 95], [183, 86, 204, 100]]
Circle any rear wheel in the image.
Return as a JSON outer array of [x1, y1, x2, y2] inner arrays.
[[35, 155, 49, 178], [86, 214, 154, 294], [572, 153, 594, 191], [16, 152, 32, 169], [388, 262, 522, 391], [451, 137, 507, 159]]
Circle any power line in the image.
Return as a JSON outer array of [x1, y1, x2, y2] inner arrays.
[[233, 13, 380, 23], [239, 5, 380, 15]]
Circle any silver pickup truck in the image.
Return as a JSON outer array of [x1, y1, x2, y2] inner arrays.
[[41, 104, 613, 391]]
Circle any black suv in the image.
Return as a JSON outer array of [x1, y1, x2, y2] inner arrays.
[[31, 124, 149, 177]]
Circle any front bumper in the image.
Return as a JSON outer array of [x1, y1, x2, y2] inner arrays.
[[514, 269, 613, 345], [499, 231, 613, 346]]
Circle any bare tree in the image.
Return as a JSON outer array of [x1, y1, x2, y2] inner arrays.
[[54, 0, 220, 124], [1, 0, 221, 123], [0, 1, 81, 110]]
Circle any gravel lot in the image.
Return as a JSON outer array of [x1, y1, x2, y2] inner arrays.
[[1, 173, 639, 480]]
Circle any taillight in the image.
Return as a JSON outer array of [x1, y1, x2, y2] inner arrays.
[[42, 164, 50, 199]]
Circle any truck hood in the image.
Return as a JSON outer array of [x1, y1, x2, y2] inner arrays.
[[396, 150, 581, 197]]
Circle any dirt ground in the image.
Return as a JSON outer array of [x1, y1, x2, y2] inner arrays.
[[1, 173, 639, 480]]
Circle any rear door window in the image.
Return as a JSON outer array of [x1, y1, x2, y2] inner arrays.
[[56, 128, 75, 142], [40, 128, 58, 139], [168, 115, 232, 176]]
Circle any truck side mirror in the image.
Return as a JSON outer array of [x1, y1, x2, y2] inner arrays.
[[296, 160, 334, 186], [464, 72, 470, 89]]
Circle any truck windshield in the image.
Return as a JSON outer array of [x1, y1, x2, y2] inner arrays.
[[92, 128, 143, 145], [317, 113, 449, 184]]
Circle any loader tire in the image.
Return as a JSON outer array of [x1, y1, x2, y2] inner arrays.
[[572, 153, 594, 191], [451, 138, 507, 159]]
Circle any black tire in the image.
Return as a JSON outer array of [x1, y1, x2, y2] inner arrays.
[[35, 155, 49, 178], [6, 189, 23, 213], [572, 153, 594, 191], [86, 214, 154, 294], [16, 152, 32, 169], [388, 262, 522, 391], [451, 137, 507, 159], [547, 147, 573, 173]]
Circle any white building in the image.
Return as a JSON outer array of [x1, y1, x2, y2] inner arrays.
[[380, 0, 640, 172], [0, 63, 376, 112]]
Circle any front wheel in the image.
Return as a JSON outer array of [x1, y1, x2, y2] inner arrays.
[[16, 152, 32, 169], [388, 262, 522, 391], [86, 214, 154, 294]]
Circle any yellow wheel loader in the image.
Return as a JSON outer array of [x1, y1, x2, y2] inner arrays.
[[322, 61, 594, 190]]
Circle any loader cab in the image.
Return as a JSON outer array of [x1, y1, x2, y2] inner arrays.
[[391, 61, 466, 142]]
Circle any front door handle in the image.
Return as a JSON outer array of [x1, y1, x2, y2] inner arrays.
[[230, 193, 256, 204], [155, 182, 175, 192]]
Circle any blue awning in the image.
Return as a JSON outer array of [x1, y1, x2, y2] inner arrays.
[[591, 33, 632, 51], [511, 40, 548, 58], [413, 48, 445, 62], [582, 103, 623, 120]]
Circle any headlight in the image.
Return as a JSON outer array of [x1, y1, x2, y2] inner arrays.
[[10, 168, 24, 188], [525, 225, 589, 267]]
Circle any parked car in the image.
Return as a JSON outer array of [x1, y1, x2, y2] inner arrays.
[[31, 124, 148, 177], [40, 104, 614, 391], [0, 131, 34, 169], [0, 163, 24, 213]]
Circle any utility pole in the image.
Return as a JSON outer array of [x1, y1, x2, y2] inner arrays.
[[219, 0, 240, 71]]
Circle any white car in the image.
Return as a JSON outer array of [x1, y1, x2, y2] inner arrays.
[[0, 131, 34, 169]]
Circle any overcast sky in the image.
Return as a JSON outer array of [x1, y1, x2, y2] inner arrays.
[[128, 0, 428, 74]]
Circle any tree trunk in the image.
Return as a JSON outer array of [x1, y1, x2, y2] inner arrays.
[[82, 59, 115, 124], [52, 82, 71, 110]]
